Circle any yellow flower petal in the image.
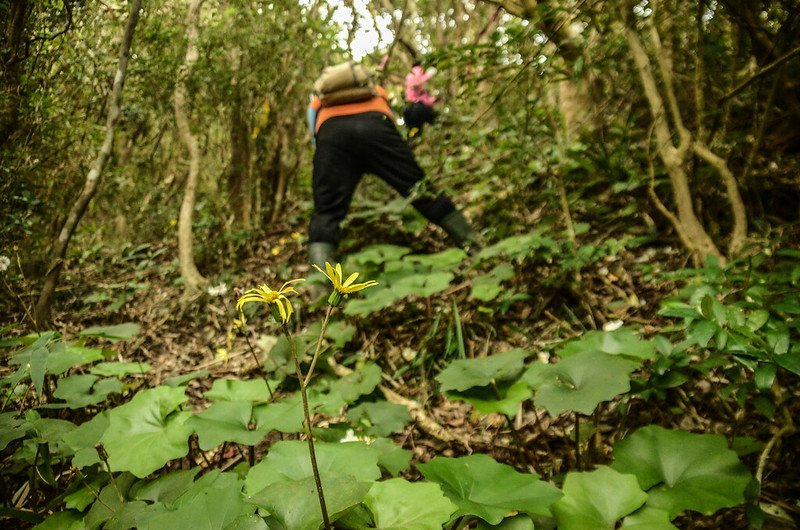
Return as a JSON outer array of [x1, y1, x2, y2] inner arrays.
[[343, 271, 359, 287]]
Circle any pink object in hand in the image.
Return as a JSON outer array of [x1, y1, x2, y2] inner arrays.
[[404, 66, 436, 106]]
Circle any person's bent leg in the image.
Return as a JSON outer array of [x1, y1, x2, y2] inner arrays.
[[363, 115, 480, 250]]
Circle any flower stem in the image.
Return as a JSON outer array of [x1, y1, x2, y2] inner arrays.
[[304, 305, 334, 387], [283, 324, 331, 530]]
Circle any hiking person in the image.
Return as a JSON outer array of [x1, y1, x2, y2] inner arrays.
[[305, 62, 479, 273], [403, 60, 437, 140]]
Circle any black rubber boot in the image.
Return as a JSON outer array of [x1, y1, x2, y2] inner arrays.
[[438, 210, 481, 255], [307, 242, 336, 305]]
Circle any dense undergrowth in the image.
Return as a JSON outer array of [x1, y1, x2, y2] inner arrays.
[[1, 213, 799, 529]]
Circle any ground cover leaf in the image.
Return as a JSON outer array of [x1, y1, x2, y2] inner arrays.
[[620, 507, 678, 529], [552, 466, 647, 530], [244, 440, 380, 494], [247, 474, 370, 530], [470, 263, 515, 302], [52, 374, 123, 408], [532, 351, 639, 415], [0, 412, 31, 451], [164, 369, 210, 387], [137, 470, 254, 529], [31, 510, 84, 530], [346, 400, 411, 436], [418, 454, 562, 524], [611, 425, 752, 517], [90, 361, 151, 377], [188, 400, 265, 450], [131, 468, 201, 504], [326, 362, 382, 403], [475, 515, 536, 529], [100, 386, 192, 477], [557, 329, 655, 360], [63, 411, 110, 468], [367, 437, 412, 476], [446, 381, 532, 418], [79, 323, 141, 341], [364, 478, 457, 529], [436, 349, 528, 392], [204, 378, 279, 402]]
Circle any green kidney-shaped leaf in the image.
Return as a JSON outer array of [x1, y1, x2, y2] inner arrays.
[[53, 375, 123, 409], [552, 466, 647, 530], [365, 478, 457, 530], [534, 352, 639, 415], [418, 454, 562, 524], [367, 437, 412, 476], [620, 508, 678, 529], [611, 425, 752, 517], [475, 514, 536, 529], [326, 363, 383, 403], [188, 401, 265, 451], [347, 400, 411, 437], [79, 323, 141, 341], [131, 468, 201, 504], [90, 361, 151, 377], [446, 381, 532, 418], [245, 440, 380, 494], [204, 378, 277, 402], [63, 411, 110, 468], [101, 386, 193, 477], [247, 474, 370, 530], [557, 329, 654, 361], [470, 263, 515, 302], [436, 349, 529, 392], [137, 471, 254, 529]]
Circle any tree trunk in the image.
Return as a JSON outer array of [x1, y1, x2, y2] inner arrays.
[[34, 0, 142, 328], [226, 82, 252, 228], [174, 0, 207, 292], [0, 0, 30, 149], [623, 10, 725, 265]]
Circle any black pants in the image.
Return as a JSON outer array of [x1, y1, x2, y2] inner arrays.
[[309, 112, 456, 245]]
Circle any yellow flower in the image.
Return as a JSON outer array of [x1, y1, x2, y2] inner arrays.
[[271, 246, 281, 256], [279, 238, 288, 245], [291, 232, 301, 240], [313, 262, 378, 307], [236, 279, 303, 324], [215, 348, 230, 363]]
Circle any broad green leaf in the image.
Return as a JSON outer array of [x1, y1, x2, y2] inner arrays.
[[101, 386, 192, 477], [403, 248, 466, 269], [620, 508, 678, 529], [346, 400, 411, 436], [30, 345, 49, 396], [475, 514, 536, 529], [32, 510, 84, 530], [552, 466, 647, 530], [534, 352, 639, 415], [79, 323, 141, 341], [325, 320, 357, 348], [557, 329, 654, 361], [53, 375, 123, 408], [137, 471, 253, 530], [746, 310, 770, 332], [418, 454, 562, 524], [776, 351, 800, 375], [204, 378, 277, 402], [343, 286, 402, 316], [364, 478, 457, 530], [84, 473, 137, 529], [164, 370, 209, 387], [90, 361, 151, 377], [367, 437, 412, 476], [611, 425, 752, 517], [247, 474, 370, 530], [471, 263, 514, 302], [349, 244, 410, 266], [447, 381, 532, 417], [688, 320, 717, 348], [252, 397, 305, 434], [245, 440, 380, 494], [391, 271, 454, 298], [436, 349, 528, 392], [326, 363, 382, 403], [224, 514, 269, 530], [131, 468, 201, 504], [64, 411, 110, 468], [0, 411, 31, 451], [188, 401, 265, 450]]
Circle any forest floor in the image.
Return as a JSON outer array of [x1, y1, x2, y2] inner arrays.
[[11, 216, 800, 530]]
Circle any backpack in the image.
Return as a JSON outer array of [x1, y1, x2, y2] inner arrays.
[[313, 61, 376, 107]]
